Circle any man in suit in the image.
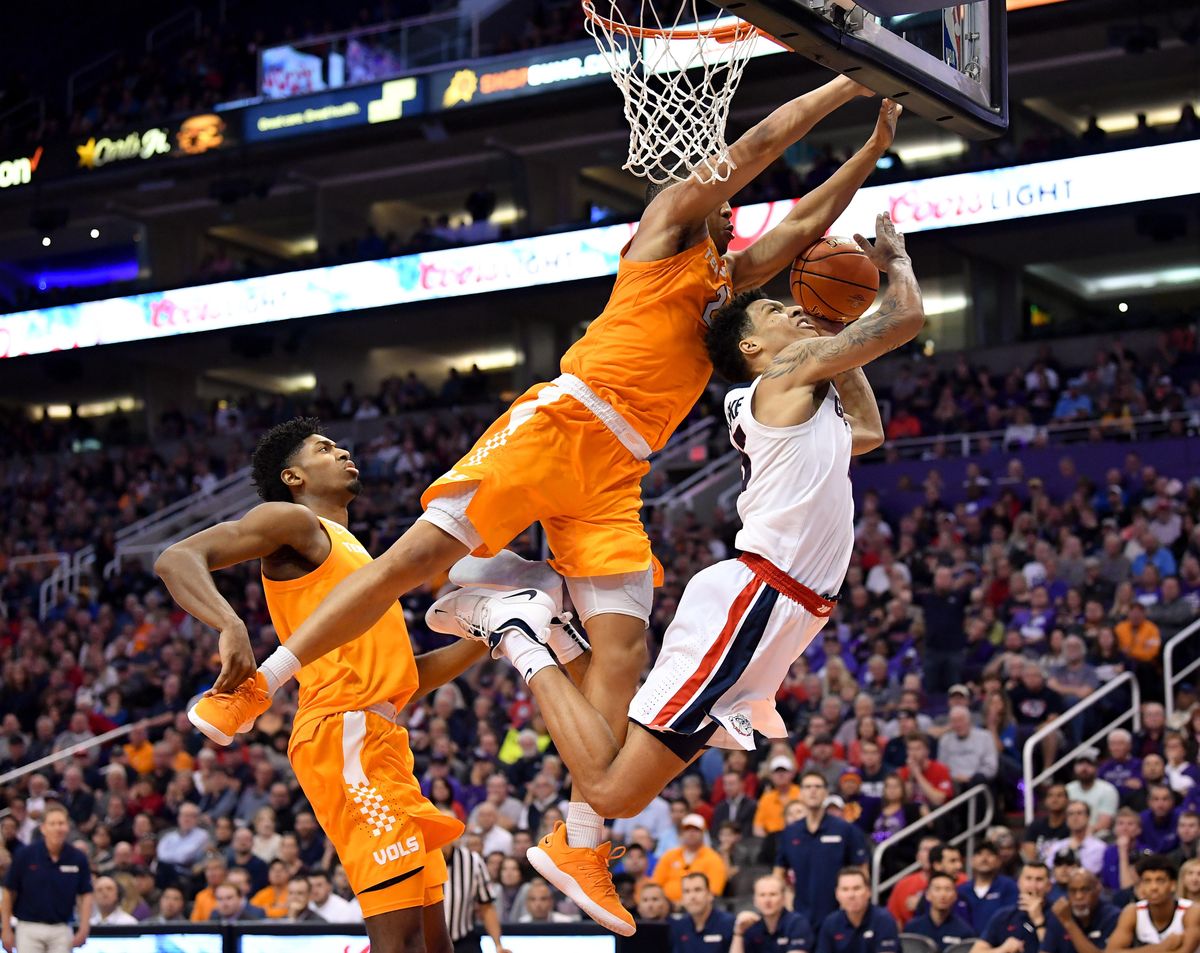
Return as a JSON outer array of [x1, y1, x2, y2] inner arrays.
[[713, 770, 758, 838]]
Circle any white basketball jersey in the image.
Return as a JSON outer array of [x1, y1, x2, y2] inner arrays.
[[723, 375, 855, 596], [1135, 899, 1192, 945]]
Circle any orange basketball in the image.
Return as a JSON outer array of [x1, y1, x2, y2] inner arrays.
[[789, 236, 880, 323]]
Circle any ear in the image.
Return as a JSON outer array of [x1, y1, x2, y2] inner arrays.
[[281, 466, 303, 488], [739, 337, 760, 358]]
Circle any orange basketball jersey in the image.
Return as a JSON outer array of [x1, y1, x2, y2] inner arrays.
[[559, 236, 732, 453], [262, 516, 418, 736]]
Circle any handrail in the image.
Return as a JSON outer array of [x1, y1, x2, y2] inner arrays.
[[0, 713, 172, 788], [113, 465, 252, 543], [1023, 671, 1141, 824], [146, 7, 202, 52], [871, 784, 994, 903], [1165, 618, 1200, 723], [644, 449, 738, 507], [66, 51, 119, 114], [646, 417, 717, 473], [8, 552, 69, 571]]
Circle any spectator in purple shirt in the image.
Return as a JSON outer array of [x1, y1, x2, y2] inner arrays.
[[1139, 784, 1181, 854], [1010, 587, 1057, 647], [1098, 729, 1143, 796], [1163, 731, 1200, 799]]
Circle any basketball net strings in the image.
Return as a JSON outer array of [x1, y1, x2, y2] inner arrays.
[[585, 0, 763, 184]]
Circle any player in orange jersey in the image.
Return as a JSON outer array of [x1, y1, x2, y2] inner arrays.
[[193, 80, 900, 935], [155, 419, 493, 953]]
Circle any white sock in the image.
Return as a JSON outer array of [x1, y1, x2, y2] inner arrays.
[[499, 631, 556, 682], [566, 801, 603, 849], [259, 646, 301, 695]]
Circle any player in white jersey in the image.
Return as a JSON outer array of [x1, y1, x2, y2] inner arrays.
[[427, 211, 923, 822], [1108, 855, 1200, 953]]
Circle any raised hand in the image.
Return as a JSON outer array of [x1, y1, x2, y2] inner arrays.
[[854, 212, 909, 271]]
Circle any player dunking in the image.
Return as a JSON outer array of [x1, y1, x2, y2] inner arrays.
[[430, 211, 924, 918], [191, 78, 898, 936], [155, 420, 483, 953]]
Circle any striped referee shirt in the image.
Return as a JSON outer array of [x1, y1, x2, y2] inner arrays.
[[443, 846, 496, 942]]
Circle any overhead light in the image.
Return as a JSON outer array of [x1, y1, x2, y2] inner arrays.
[[90, 228, 100, 239], [894, 139, 966, 165], [1118, 302, 1129, 312], [41, 236, 51, 247]]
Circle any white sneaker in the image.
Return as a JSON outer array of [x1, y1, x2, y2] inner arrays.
[[426, 586, 555, 658], [449, 552, 590, 663]]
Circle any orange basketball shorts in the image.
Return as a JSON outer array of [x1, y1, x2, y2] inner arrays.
[[421, 380, 662, 583], [289, 708, 465, 917]]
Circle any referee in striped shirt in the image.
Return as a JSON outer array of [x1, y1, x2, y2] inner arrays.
[[442, 836, 511, 953]]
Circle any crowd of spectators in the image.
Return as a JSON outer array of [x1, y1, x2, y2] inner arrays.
[[2, 329, 1200, 946]]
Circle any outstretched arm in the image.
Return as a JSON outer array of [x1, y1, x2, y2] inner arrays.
[[758, 212, 924, 391], [155, 503, 328, 692], [629, 74, 870, 262], [728, 99, 901, 291]]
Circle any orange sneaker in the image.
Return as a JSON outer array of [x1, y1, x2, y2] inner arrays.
[[526, 821, 635, 936], [187, 673, 271, 746]]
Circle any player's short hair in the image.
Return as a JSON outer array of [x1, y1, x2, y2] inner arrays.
[[41, 802, 69, 822], [927, 871, 957, 889], [251, 416, 323, 502], [705, 288, 768, 384], [1021, 860, 1050, 878], [1137, 854, 1178, 878]]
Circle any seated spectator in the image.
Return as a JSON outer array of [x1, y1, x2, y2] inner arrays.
[[816, 868, 899, 953], [754, 758, 801, 838], [1163, 732, 1200, 798], [959, 841, 1018, 933], [1046, 802, 1106, 876], [715, 822, 758, 900], [908, 871, 975, 951], [887, 836, 941, 927], [190, 857, 229, 922], [1170, 812, 1200, 868], [712, 770, 757, 838], [518, 878, 576, 924], [939, 706, 999, 787], [654, 814, 727, 906], [307, 869, 362, 923], [144, 885, 186, 924], [1140, 785, 1182, 855], [670, 873, 734, 953], [803, 736, 849, 789], [637, 882, 671, 923], [1101, 809, 1149, 892], [971, 861, 1052, 953], [208, 882, 266, 923], [732, 874, 814, 953], [251, 859, 291, 918], [226, 825, 270, 895], [156, 803, 210, 883], [285, 876, 325, 922], [1042, 869, 1120, 953], [899, 734, 954, 809], [1066, 750, 1119, 834], [90, 875, 138, 925], [1097, 731, 1142, 798]]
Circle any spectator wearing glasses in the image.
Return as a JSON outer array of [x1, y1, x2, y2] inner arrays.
[[773, 771, 869, 929]]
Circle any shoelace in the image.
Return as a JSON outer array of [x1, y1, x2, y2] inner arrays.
[[578, 843, 626, 897], [221, 679, 265, 722]]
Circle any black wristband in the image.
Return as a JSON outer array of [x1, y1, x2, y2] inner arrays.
[[1033, 921, 1046, 930]]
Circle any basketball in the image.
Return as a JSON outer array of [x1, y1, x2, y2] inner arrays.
[[789, 236, 880, 323]]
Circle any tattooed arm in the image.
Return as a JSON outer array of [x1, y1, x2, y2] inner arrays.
[[835, 367, 885, 454], [761, 212, 924, 389]]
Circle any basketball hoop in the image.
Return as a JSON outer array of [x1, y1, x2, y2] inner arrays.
[[582, 0, 780, 184]]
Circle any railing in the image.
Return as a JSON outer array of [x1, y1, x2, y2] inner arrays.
[[66, 51, 119, 114], [146, 6, 203, 52], [8, 552, 69, 572], [871, 784, 994, 903], [0, 713, 172, 788], [1165, 619, 1200, 723], [645, 449, 738, 508], [1023, 671, 1141, 824], [879, 409, 1200, 462]]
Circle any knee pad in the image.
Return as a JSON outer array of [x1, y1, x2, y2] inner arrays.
[[565, 568, 654, 626]]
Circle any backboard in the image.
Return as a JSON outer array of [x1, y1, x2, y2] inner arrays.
[[708, 0, 1008, 138]]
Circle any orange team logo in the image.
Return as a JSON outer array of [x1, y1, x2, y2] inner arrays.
[[176, 114, 226, 155], [443, 69, 479, 108]]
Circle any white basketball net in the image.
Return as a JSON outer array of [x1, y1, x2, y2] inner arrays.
[[583, 0, 767, 184]]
